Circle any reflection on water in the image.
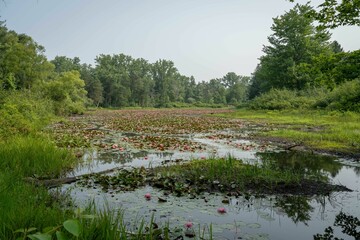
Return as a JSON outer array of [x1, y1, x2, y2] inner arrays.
[[275, 195, 313, 224], [256, 151, 343, 178], [64, 130, 360, 239]]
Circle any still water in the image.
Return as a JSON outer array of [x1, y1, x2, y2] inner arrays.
[[62, 131, 360, 240]]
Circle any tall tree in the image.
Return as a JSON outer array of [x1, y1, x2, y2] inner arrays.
[[289, 0, 360, 28], [221, 72, 250, 104], [95, 54, 132, 107], [250, 4, 332, 97], [128, 58, 154, 107], [151, 59, 178, 107], [0, 21, 53, 90]]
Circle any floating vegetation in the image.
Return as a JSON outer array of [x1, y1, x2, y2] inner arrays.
[[77, 156, 350, 197]]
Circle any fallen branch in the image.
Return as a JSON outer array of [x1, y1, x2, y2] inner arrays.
[[24, 167, 122, 188]]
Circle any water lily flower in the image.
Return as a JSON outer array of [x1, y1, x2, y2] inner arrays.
[[144, 193, 151, 200], [184, 221, 193, 228], [217, 207, 226, 214]]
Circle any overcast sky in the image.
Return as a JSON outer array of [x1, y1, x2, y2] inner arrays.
[[1, 0, 359, 81]]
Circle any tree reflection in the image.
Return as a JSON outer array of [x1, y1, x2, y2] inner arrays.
[[275, 195, 313, 225], [256, 151, 343, 178]]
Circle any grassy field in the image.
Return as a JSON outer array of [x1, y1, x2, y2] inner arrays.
[[218, 109, 360, 155]]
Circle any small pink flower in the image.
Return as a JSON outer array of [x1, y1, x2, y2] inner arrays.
[[184, 221, 193, 228], [217, 207, 226, 214], [119, 147, 124, 151], [201, 156, 206, 159], [144, 156, 148, 160], [112, 144, 118, 149], [144, 193, 151, 200]]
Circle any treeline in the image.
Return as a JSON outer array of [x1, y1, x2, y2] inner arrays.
[[51, 55, 250, 108], [0, 19, 250, 115], [0, 19, 250, 137], [248, 4, 360, 111]]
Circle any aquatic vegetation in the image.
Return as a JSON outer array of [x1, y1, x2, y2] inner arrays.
[[145, 193, 151, 200], [78, 156, 348, 197], [217, 207, 227, 214]]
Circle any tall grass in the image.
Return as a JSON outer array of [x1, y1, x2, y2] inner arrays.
[[0, 136, 77, 239], [0, 136, 75, 178]]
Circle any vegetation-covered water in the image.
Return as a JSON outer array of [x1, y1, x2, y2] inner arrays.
[[58, 110, 359, 239]]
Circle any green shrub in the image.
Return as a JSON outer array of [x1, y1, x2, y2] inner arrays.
[[0, 90, 54, 138], [249, 88, 331, 110], [315, 79, 360, 112]]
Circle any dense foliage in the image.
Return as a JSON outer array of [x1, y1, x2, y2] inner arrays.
[[52, 54, 250, 108], [290, 0, 360, 28], [249, 4, 360, 112]]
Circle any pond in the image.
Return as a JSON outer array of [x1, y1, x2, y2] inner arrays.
[[57, 109, 360, 240]]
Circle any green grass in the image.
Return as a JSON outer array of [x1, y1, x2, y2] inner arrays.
[[0, 135, 78, 239], [152, 156, 314, 194], [218, 109, 360, 153], [0, 136, 76, 178]]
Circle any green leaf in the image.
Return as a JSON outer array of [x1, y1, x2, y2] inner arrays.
[[56, 231, 69, 240], [14, 227, 38, 234], [30, 233, 52, 240], [63, 219, 81, 237], [14, 228, 26, 233], [80, 214, 96, 219]]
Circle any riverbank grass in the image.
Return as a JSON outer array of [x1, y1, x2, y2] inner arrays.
[[219, 110, 360, 154], [0, 136, 77, 239]]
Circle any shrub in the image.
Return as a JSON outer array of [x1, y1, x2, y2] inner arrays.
[[315, 79, 360, 112], [0, 90, 54, 138]]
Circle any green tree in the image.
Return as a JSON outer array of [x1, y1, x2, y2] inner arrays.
[[151, 59, 178, 107], [290, 0, 360, 28], [80, 64, 103, 107], [221, 72, 250, 104], [0, 22, 53, 90], [250, 4, 332, 97], [43, 71, 88, 115], [95, 54, 132, 107], [128, 58, 154, 107], [51, 56, 81, 73]]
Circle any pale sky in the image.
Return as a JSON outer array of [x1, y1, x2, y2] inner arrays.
[[1, 0, 359, 81]]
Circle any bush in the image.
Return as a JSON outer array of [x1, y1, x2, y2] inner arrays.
[[248, 87, 332, 110], [315, 79, 360, 112], [0, 90, 54, 138], [249, 89, 312, 110]]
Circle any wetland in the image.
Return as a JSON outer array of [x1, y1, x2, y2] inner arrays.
[[49, 109, 360, 239]]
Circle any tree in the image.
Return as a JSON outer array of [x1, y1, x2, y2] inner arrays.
[[151, 59, 178, 107], [80, 64, 103, 107], [51, 56, 103, 106], [289, 0, 360, 28], [128, 58, 154, 107], [51, 56, 81, 73], [250, 4, 332, 97], [43, 71, 88, 115], [220, 72, 250, 104], [0, 21, 54, 90], [95, 54, 132, 107]]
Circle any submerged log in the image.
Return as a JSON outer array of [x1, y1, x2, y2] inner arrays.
[[24, 167, 122, 189]]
